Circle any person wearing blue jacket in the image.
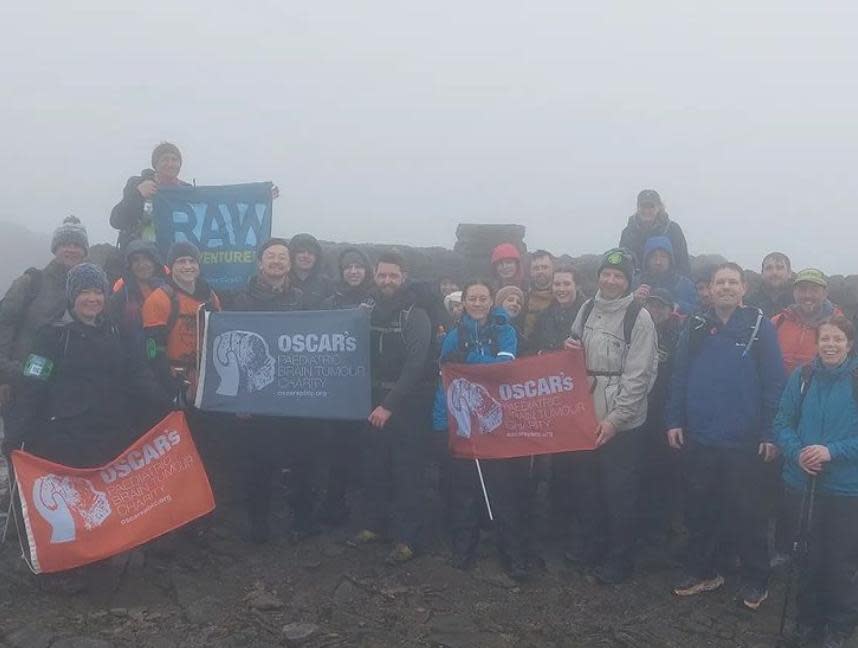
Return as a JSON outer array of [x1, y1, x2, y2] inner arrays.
[[774, 316, 858, 648], [633, 236, 698, 315], [433, 279, 535, 580], [666, 262, 786, 611]]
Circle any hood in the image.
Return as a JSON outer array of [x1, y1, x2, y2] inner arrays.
[[782, 300, 837, 327], [490, 243, 524, 287], [288, 233, 324, 278], [124, 239, 167, 275], [642, 235, 675, 266], [460, 306, 511, 336], [335, 246, 374, 293]]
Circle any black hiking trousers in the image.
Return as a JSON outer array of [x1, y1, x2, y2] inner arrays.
[[568, 425, 644, 570], [787, 490, 858, 636], [448, 455, 533, 566], [682, 439, 771, 589], [362, 397, 429, 547]]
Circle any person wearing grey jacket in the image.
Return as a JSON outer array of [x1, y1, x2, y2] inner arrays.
[[565, 247, 658, 585]]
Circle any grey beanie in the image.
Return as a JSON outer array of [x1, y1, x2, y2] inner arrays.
[[66, 263, 109, 304], [52, 216, 89, 254], [167, 241, 201, 267]]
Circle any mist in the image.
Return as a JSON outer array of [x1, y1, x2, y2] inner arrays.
[[2, 1, 857, 273]]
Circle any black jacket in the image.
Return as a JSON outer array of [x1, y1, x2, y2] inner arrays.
[[744, 285, 793, 319], [323, 247, 374, 310], [109, 171, 191, 251], [5, 314, 171, 466], [370, 286, 432, 413], [230, 275, 304, 312], [619, 212, 691, 276], [530, 296, 586, 353], [288, 234, 333, 309]]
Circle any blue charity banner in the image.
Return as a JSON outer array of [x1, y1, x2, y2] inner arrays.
[[153, 182, 273, 292], [194, 308, 371, 420]]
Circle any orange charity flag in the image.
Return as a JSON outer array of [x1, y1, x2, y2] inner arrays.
[[10, 411, 215, 574]]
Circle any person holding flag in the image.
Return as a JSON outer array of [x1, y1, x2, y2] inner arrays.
[[433, 279, 537, 581], [565, 248, 658, 585]]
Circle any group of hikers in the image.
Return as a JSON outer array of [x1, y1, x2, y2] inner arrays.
[[0, 142, 856, 647]]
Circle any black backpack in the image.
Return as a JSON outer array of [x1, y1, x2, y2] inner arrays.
[[578, 298, 643, 347], [796, 363, 858, 417]]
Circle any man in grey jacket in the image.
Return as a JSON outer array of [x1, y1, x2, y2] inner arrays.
[[565, 247, 658, 584]]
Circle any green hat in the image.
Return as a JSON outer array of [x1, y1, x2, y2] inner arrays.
[[794, 268, 827, 288]]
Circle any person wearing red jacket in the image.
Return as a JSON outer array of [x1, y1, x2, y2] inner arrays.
[[490, 243, 524, 289], [772, 268, 842, 375]]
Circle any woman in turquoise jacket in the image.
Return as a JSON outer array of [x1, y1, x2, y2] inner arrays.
[[774, 315, 858, 648], [434, 279, 537, 580]]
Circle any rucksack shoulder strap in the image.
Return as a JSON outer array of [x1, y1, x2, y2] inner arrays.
[[623, 301, 643, 346], [159, 284, 181, 332], [852, 367, 858, 407], [579, 299, 595, 333]]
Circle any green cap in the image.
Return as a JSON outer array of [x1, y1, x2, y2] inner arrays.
[[793, 268, 827, 288]]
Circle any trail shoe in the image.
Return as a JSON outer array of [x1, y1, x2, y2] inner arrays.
[[672, 573, 725, 596], [450, 552, 476, 571], [385, 543, 415, 565], [739, 584, 768, 611]]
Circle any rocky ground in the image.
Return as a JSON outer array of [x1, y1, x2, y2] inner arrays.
[[1, 460, 846, 648]]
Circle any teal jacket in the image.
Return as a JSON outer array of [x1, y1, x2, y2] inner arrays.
[[774, 355, 858, 496]]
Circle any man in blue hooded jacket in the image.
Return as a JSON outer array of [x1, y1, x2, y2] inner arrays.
[[633, 236, 698, 316], [666, 262, 785, 611]]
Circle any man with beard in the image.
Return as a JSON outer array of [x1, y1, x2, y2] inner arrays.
[[288, 233, 333, 309], [228, 238, 312, 543], [523, 250, 555, 338], [352, 251, 433, 565], [319, 247, 375, 525], [745, 252, 793, 318]]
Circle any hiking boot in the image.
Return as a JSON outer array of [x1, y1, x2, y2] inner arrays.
[[822, 628, 849, 648], [348, 529, 382, 547], [450, 551, 476, 571], [592, 561, 632, 586], [385, 543, 415, 565], [738, 584, 768, 611], [504, 558, 531, 583], [788, 623, 821, 647], [672, 573, 725, 597]]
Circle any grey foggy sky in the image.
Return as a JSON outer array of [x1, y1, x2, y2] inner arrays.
[[2, 2, 857, 272]]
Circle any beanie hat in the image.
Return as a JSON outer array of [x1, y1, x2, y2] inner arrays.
[[598, 248, 635, 286], [637, 189, 662, 207], [51, 216, 89, 254], [257, 237, 290, 260], [151, 142, 182, 168], [288, 233, 323, 258], [167, 241, 200, 267], [339, 248, 370, 272], [125, 239, 163, 268], [495, 285, 525, 307], [66, 263, 109, 304]]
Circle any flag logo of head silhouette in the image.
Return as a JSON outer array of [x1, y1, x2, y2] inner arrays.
[[446, 378, 503, 439], [32, 475, 112, 544], [212, 330, 276, 397]]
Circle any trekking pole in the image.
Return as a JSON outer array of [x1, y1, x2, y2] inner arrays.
[[1, 443, 23, 545], [777, 475, 817, 644], [474, 459, 494, 521]]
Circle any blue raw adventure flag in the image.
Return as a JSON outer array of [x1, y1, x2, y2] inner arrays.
[[153, 182, 273, 292], [194, 309, 371, 420]]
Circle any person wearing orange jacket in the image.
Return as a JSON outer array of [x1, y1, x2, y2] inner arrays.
[[772, 269, 842, 375], [141, 241, 221, 399]]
